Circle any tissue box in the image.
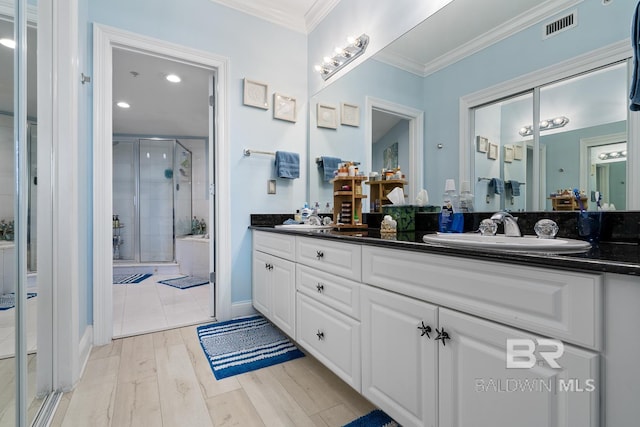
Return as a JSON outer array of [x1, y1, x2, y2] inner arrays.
[[381, 205, 419, 231]]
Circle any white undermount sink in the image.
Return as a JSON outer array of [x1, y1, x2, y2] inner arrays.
[[422, 233, 592, 253], [274, 224, 333, 230]]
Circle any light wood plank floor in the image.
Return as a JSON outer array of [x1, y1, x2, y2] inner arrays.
[[51, 324, 376, 427]]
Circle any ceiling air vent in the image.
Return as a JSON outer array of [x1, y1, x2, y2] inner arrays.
[[543, 10, 577, 39]]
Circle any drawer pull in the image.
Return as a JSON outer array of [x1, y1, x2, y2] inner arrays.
[[417, 321, 432, 339], [316, 330, 325, 341], [435, 327, 451, 347], [316, 283, 325, 293], [264, 263, 273, 271], [316, 250, 324, 259]]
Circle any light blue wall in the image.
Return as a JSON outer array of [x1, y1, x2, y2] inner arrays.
[[86, 0, 308, 305], [309, 59, 423, 205], [422, 0, 636, 206]]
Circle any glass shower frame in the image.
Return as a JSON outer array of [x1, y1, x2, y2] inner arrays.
[[113, 138, 192, 263]]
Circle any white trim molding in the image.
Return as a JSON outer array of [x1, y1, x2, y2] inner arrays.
[[93, 24, 231, 345], [459, 40, 632, 207], [365, 97, 424, 204], [0, 0, 38, 22], [579, 132, 627, 199]]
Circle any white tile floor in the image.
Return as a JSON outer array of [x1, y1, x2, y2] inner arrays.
[[112, 274, 214, 338]]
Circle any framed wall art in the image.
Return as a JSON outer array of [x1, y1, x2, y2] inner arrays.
[[504, 146, 514, 163], [488, 143, 498, 160], [514, 144, 523, 160], [317, 103, 338, 129], [340, 102, 360, 127], [476, 136, 489, 153], [273, 93, 296, 122], [243, 78, 269, 109]]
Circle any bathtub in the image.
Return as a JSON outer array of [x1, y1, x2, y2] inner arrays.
[[175, 236, 210, 279], [0, 241, 15, 294]]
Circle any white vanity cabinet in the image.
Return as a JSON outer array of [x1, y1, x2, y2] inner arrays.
[[361, 246, 601, 427], [252, 231, 296, 337], [250, 229, 635, 426], [295, 236, 362, 390], [361, 284, 438, 427]]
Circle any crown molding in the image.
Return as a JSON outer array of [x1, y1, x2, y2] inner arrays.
[[373, 52, 425, 77], [421, 0, 584, 77], [305, 0, 341, 33]]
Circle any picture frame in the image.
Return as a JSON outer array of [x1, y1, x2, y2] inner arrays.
[[340, 102, 360, 127], [243, 78, 269, 110], [476, 136, 489, 153], [513, 144, 523, 160], [273, 93, 297, 122], [504, 146, 514, 163], [488, 143, 498, 160], [317, 103, 338, 129]]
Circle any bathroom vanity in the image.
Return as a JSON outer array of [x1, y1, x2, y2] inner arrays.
[[251, 225, 639, 427]]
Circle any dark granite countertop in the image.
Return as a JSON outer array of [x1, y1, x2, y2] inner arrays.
[[249, 223, 640, 277]]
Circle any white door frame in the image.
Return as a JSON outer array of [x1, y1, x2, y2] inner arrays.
[[92, 24, 231, 345], [365, 96, 424, 203]]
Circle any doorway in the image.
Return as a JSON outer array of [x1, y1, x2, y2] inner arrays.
[[93, 25, 232, 345]]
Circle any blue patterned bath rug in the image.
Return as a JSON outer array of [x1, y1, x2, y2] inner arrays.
[[113, 273, 152, 284], [0, 292, 37, 311], [197, 315, 305, 380], [343, 409, 400, 427], [158, 275, 208, 289]]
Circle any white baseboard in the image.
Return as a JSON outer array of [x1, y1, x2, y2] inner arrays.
[[231, 300, 256, 319], [77, 325, 93, 384]]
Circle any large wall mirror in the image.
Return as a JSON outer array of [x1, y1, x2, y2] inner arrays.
[[308, 0, 635, 213], [472, 61, 628, 212]]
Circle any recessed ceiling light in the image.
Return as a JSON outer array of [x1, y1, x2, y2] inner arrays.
[[0, 38, 16, 49], [116, 101, 130, 109], [166, 74, 181, 83]]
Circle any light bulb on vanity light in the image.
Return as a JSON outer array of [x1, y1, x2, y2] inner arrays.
[[166, 74, 181, 83], [0, 38, 16, 49], [116, 101, 130, 109]]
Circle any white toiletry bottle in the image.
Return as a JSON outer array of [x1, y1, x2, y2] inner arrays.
[[459, 180, 475, 213]]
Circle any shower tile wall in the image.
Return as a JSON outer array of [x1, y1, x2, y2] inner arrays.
[[113, 141, 135, 260]]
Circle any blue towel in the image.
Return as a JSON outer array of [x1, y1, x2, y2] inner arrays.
[[275, 151, 299, 179], [507, 180, 521, 196], [320, 156, 341, 182], [631, 1, 640, 110], [489, 178, 504, 195]]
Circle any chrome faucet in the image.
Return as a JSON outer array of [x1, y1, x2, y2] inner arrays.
[[490, 211, 522, 237]]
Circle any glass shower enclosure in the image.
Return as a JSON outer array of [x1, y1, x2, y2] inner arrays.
[[113, 138, 192, 262]]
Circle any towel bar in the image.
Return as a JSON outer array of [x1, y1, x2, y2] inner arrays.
[[243, 149, 275, 157]]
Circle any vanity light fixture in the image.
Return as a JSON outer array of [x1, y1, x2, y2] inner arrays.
[[314, 34, 369, 81], [598, 150, 627, 160], [518, 116, 569, 136], [0, 38, 16, 49], [116, 101, 130, 109], [166, 74, 181, 83]]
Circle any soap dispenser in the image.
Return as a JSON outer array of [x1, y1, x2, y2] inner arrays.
[[439, 179, 464, 233]]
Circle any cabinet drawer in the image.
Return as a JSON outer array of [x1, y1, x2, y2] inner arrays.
[[296, 265, 360, 319], [253, 230, 295, 261], [362, 246, 602, 350], [296, 237, 361, 281], [296, 293, 361, 391]]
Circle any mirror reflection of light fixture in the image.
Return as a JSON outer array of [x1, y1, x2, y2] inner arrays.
[[518, 116, 569, 136], [314, 34, 369, 81], [598, 150, 627, 160]]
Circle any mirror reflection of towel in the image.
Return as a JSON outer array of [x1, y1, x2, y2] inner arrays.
[[320, 156, 341, 182], [489, 178, 504, 195], [507, 180, 521, 196], [275, 151, 300, 179]]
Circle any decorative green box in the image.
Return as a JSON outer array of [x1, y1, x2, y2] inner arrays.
[[381, 206, 418, 231]]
